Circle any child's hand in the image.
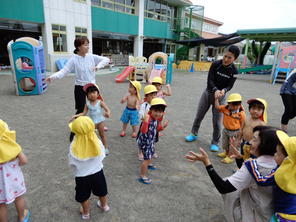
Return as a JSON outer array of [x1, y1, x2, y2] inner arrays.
[[93, 66, 100, 72], [185, 148, 211, 166], [69, 115, 78, 123], [18, 152, 28, 166], [163, 120, 169, 128], [229, 137, 243, 159], [104, 112, 111, 118], [45, 77, 52, 84]]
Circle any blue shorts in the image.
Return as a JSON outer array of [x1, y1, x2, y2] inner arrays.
[[120, 107, 139, 126]]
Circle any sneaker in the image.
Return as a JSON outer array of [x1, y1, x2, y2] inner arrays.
[[185, 133, 198, 142], [105, 148, 109, 156], [97, 201, 110, 212], [217, 151, 227, 158], [210, 144, 220, 152], [221, 156, 234, 164]]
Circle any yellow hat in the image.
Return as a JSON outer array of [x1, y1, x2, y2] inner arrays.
[[69, 116, 101, 160], [275, 130, 296, 194], [227, 93, 242, 103], [247, 98, 268, 123], [0, 119, 22, 164], [152, 77, 163, 84], [130, 80, 141, 100], [144, 85, 157, 95], [151, 98, 167, 107]]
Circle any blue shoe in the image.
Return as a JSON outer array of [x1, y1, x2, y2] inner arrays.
[[185, 133, 198, 142], [148, 165, 158, 170], [210, 144, 220, 152]]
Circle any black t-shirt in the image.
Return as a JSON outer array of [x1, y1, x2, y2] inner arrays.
[[206, 60, 238, 93]]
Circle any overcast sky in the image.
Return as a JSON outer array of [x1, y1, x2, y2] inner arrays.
[[191, 0, 296, 34]]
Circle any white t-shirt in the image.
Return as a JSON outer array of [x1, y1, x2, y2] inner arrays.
[[68, 139, 106, 177], [139, 102, 150, 120], [50, 54, 110, 86]]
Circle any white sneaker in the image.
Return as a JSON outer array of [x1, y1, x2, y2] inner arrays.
[[105, 148, 109, 156]]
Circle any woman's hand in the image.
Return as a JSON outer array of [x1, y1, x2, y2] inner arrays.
[[185, 148, 211, 166]]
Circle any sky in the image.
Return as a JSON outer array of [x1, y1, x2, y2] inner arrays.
[[191, 0, 296, 34]]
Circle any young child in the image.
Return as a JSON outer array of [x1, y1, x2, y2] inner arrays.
[[120, 80, 141, 138], [215, 93, 246, 164], [138, 85, 158, 160], [0, 119, 30, 222], [68, 116, 109, 220], [230, 98, 267, 166], [151, 77, 172, 98], [137, 98, 169, 184], [245, 130, 296, 221], [71, 83, 111, 155]]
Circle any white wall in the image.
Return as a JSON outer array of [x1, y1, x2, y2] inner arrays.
[[43, 0, 92, 71]]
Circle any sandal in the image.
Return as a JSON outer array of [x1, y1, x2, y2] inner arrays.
[[131, 132, 137, 138], [152, 153, 159, 159], [120, 131, 126, 137], [19, 209, 30, 222], [138, 177, 152, 184], [80, 207, 90, 220], [97, 201, 110, 212], [148, 165, 157, 170]]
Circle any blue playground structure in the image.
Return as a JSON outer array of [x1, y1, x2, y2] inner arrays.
[[166, 53, 174, 84], [7, 37, 47, 96]]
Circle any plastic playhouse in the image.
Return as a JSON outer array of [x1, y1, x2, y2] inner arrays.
[[7, 37, 47, 96], [115, 52, 174, 84]]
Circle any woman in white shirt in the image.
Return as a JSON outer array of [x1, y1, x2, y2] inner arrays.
[[186, 126, 279, 222], [46, 37, 109, 141]]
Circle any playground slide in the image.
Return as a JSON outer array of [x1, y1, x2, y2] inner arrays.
[[115, 66, 134, 83], [148, 69, 163, 83]]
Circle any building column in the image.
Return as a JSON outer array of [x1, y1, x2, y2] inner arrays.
[[134, 0, 144, 57]]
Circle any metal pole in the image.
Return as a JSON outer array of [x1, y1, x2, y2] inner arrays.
[[188, 7, 193, 39]]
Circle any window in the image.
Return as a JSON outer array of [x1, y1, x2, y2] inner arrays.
[[75, 27, 87, 38], [74, 0, 87, 3], [92, 0, 135, 14], [115, 0, 125, 12], [102, 0, 114, 9], [52, 25, 67, 52], [91, 0, 101, 6], [145, 0, 173, 22]]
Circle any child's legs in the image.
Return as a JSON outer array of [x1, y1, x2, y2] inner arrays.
[[14, 196, 26, 221], [98, 196, 108, 207], [221, 129, 229, 155], [0, 203, 8, 222], [97, 122, 107, 148], [122, 123, 128, 132], [91, 170, 108, 207], [81, 200, 90, 215], [131, 125, 137, 134], [140, 159, 152, 178]]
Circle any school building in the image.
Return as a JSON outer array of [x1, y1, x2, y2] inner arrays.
[[0, 0, 207, 71]]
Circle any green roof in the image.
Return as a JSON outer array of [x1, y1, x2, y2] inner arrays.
[[237, 27, 296, 41]]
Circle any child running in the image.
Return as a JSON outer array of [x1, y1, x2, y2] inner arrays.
[[151, 77, 172, 98], [120, 80, 141, 138], [215, 93, 246, 164], [0, 119, 30, 222], [137, 98, 168, 184], [230, 98, 267, 167], [68, 116, 109, 220], [71, 83, 111, 155], [245, 130, 296, 221], [138, 85, 158, 160]]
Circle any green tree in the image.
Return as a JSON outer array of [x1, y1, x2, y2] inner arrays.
[[243, 40, 271, 65]]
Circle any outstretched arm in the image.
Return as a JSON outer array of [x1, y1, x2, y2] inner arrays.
[[163, 84, 172, 96], [185, 148, 237, 194], [101, 101, 111, 118], [70, 104, 88, 122]]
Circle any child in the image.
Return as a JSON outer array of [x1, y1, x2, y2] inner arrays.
[[245, 130, 296, 221], [137, 98, 169, 184], [151, 77, 172, 98], [138, 85, 158, 160], [68, 116, 109, 220], [230, 98, 267, 167], [120, 80, 141, 138], [0, 119, 30, 222], [215, 93, 246, 164], [71, 83, 111, 155]]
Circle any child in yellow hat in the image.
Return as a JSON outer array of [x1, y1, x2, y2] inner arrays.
[[214, 93, 246, 164], [137, 98, 168, 184], [0, 119, 30, 222], [244, 130, 296, 221], [230, 98, 267, 167], [151, 77, 172, 99], [120, 80, 141, 138], [71, 83, 111, 155], [69, 116, 109, 220]]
